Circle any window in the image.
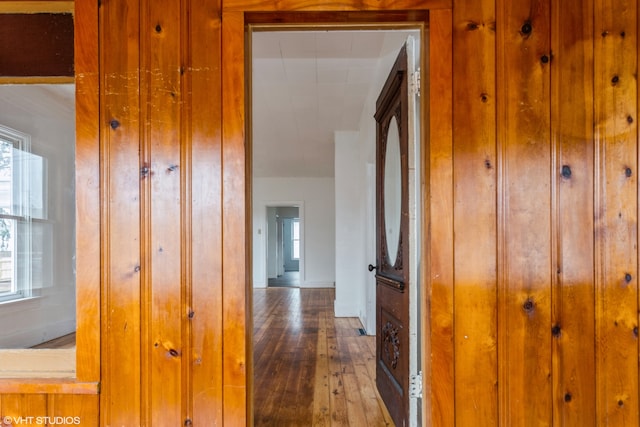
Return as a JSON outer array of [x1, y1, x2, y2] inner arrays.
[[0, 125, 47, 303], [292, 219, 300, 260], [0, 84, 76, 351]]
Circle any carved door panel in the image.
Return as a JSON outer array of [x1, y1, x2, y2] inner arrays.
[[374, 41, 412, 427]]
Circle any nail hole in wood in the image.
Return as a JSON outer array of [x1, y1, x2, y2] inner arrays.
[[626, 167, 633, 178]]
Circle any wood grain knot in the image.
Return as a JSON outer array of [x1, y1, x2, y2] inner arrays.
[[522, 298, 535, 312], [466, 21, 479, 31], [520, 21, 532, 36]]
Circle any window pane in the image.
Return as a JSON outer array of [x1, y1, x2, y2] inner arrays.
[[293, 240, 300, 259], [292, 220, 300, 260], [293, 220, 299, 239]]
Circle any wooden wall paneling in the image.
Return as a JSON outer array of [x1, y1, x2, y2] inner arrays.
[[0, 13, 73, 77], [47, 394, 99, 426], [223, 0, 451, 13], [188, 0, 224, 424], [180, 1, 192, 423], [550, 0, 596, 425], [99, 0, 142, 424], [75, 0, 101, 384], [142, 0, 184, 424], [451, 0, 497, 424], [1, 395, 47, 426], [496, 0, 552, 424], [221, 10, 248, 425], [594, 0, 639, 423], [425, 8, 455, 427]]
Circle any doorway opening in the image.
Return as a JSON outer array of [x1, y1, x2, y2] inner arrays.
[[249, 22, 424, 426], [266, 205, 301, 288]]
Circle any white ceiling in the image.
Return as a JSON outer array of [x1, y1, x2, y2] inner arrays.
[[0, 84, 74, 120], [251, 30, 417, 178]]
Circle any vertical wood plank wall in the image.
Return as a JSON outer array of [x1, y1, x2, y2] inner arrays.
[[1, 0, 640, 426]]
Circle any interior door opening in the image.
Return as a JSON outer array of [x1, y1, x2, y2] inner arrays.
[[249, 23, 424, 426]]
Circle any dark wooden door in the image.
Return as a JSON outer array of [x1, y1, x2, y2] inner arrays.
[[374, 43, 411, 427]]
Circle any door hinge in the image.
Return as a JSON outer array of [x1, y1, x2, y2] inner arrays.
[[410, 68, 421, 97], [409, 371, 423, 399]]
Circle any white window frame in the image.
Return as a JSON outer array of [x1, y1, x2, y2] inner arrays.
[[0, 124, 35, 303]]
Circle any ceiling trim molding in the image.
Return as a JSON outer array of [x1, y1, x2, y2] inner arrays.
[[0, 1, 74, 14]]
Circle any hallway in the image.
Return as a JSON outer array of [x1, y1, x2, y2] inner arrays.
[[253, 288, 394, 426]]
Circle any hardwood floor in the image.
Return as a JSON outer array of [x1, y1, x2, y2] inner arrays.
[[31, 332, 76, 349], [253, 287, 394, 426], [268, 271, 301, 287]]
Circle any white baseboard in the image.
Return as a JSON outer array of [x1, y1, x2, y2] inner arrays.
[[301, 281, 334, 288]]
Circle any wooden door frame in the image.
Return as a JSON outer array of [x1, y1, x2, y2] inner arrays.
[[221, 3, 453, 425]]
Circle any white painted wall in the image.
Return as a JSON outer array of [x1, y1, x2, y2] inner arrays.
[[334, 131, 367, 317], [253, 177, 335, 288], [0, 85, 76, 348]]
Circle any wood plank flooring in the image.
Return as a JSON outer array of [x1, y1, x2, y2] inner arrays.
[[31, 332, 76, 349], [253, 287, 394, 426]]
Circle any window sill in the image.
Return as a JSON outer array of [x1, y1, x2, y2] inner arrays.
[[0, 348, 75, 377], [0, 296, 42, 314]]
